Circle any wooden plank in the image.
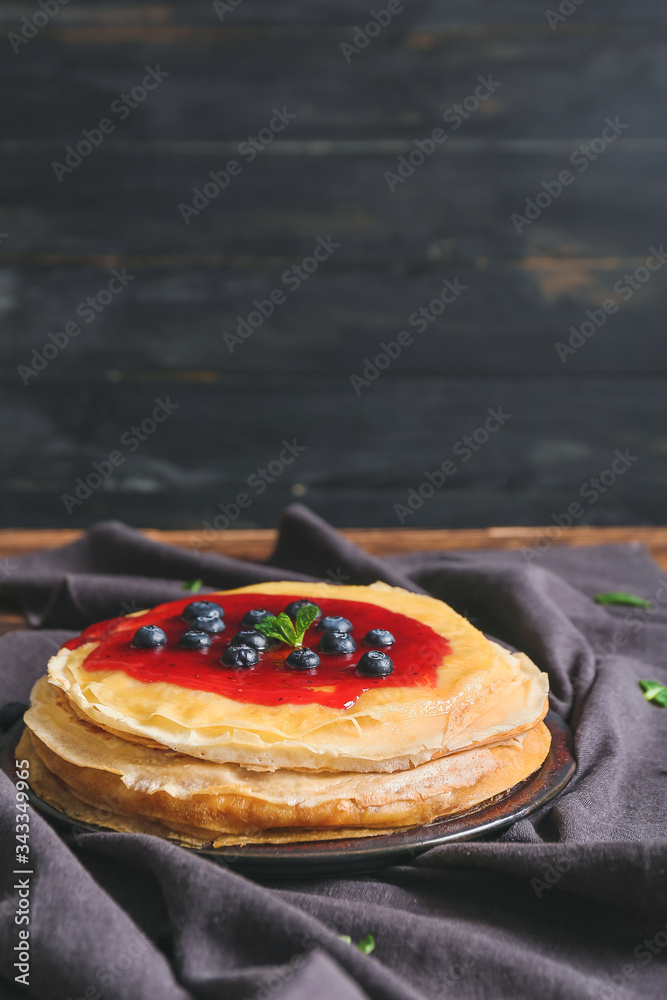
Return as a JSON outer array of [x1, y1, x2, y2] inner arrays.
[[0, 377, 663, 528], [2, 32, 666, 143], [2, 150, 665, 260], [3, 525, 667, 561], [2, 263, 667, 375]]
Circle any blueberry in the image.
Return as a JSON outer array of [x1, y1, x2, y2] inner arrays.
[[318, 615, 353, 633], [131, 625, 167, 649], [318, 631, 356, 655], [182, 601, 224, 623], [241, 608, 270, 628], [221, 645, 258, 669], [190, 615, 225, 634], [364, 629, 395, 647], [284, 599, 321, 619], [356, 650, 394, 677], [285, 648, 321, 671], [178, 630, 212, 650], [230, 630, 268, 651]]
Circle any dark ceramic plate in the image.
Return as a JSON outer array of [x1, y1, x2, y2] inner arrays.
[[2, 712, 575, 876]]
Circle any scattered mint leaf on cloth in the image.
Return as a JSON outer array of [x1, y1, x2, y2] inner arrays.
[[594, 592, 651, 608], [639, 680, 667, 707], [339, 934, 376, 955], [181, 579, 203, 593]]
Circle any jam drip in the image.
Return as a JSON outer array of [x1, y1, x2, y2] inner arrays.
[[64, 593, 451, 710]]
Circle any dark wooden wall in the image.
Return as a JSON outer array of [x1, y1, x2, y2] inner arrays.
[[1, 0, 665, 530]]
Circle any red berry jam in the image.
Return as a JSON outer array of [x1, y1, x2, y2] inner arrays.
[[64, 593, 451, 709]]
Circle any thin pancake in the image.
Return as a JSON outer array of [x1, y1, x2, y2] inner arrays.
[[47, 581, 549, 771], [23, 676, 551, 839]]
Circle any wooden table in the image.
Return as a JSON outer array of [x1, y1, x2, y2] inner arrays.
[[1, 525, 666, 636]]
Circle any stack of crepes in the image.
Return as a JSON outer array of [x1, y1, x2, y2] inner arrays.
[[19, 582, 551, 846]]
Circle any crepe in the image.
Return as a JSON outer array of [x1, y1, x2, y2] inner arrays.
[[23, 580, 552, 843], [46, 581, 549, 772], [21, 677, 551, 845]]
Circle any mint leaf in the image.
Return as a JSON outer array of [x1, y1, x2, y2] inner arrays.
[[181, 579, 203, 593], [639, 680, 664, 699], [254, 613, 297, 646], [357, 934, 375, 955], [273, 613, 298, 645], [254, 609, 316, 648], [295, 604, 318, 644], [594, 592, 651, 608], [339, 933, 375, 955], [639, 680, 667, 706]]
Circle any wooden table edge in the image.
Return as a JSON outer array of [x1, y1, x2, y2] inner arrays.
[[1, 525, 665, 635], [1, 525, 667, 561]]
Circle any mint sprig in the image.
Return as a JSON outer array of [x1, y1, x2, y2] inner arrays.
[[594, 592, 651, 608], [254, 604, 318, 647], [181, 578, 203, 593], [639, 680, 667, 707]]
